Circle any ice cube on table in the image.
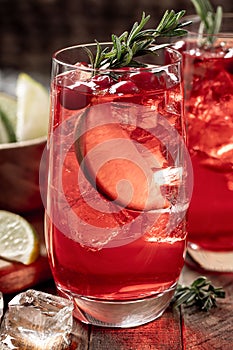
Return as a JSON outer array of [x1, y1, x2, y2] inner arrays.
[[0, 342, 10, 350], [0, 289, 74, 350]]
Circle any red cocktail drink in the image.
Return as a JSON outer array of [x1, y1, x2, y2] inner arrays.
[[44, 44, 190, 327], [174, 14, 233, 271]]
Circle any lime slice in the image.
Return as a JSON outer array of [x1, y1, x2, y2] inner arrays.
[[0, 210, 40, 265], [0, 93, 17, 143], [16, 73, 49, 141]]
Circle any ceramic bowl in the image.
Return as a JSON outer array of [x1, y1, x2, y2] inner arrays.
[[0, 136, 47, 213]]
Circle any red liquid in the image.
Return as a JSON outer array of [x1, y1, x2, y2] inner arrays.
[[46, 216, 185, 299], [176, 40, 233, 251], [46, 62, 187, 301]]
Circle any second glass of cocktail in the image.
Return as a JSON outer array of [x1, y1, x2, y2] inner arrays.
[[174, 11, 233, 272], [44, 13, 192, 328]]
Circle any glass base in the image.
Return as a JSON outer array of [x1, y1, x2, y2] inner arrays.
[[58, 286, 176, 328], [187, 243, 233, 272]]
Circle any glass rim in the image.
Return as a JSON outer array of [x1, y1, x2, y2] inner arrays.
[[52, 42, 182, 73], [184, 12, 233, 21], [183, 12, 233, 37]]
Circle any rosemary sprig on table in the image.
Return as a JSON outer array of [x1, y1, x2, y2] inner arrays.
[[191, 0, 223, 45], [85, 10, 191, 69], [172, 276, 225, 311]]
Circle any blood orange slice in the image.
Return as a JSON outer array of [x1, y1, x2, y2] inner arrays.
[[75, 102, 169, 211]]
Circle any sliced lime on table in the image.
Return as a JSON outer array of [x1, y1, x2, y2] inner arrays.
[[0, 210, 40, 265], [16, 73, 49, 141], [0, 92, 17, 143]]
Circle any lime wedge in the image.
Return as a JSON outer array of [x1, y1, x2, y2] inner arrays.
[[0, 210, 40, 265], [16, 73, 49, 141], [0, 93, 17, 143]]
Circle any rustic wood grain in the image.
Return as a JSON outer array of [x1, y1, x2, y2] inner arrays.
[[69, 320, 89, 350], [182, 298, 233, 350], [180, 265, 233, 350], [88, 306, 182, 350]]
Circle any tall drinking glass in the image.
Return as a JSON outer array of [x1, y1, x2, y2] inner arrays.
[[43, 44, 192, 328], [174, 14, 233, 271]]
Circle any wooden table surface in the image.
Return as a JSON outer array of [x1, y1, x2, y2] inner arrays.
[[1, 211, 233, 350], [66, 265, 233, 350]]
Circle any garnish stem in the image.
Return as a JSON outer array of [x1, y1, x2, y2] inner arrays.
[[84, 10, 191, 70], [172, 276, 225, 311], [191, 0, 223, 46]]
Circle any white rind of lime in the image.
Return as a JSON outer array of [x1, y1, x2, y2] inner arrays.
[[0, 93, 17, 143], [0, 210, 40, 265], [0, 113, 10, 143], [16, 73, 49, 141], [0, 92, 17, 130]]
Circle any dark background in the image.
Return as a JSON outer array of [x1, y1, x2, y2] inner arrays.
[[0, 0, 232, 81]]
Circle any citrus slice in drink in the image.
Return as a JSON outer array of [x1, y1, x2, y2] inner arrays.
[[75, 102, 169, 211], [0, 210, 40, 265], [16, 73, 49, 141], [0, 92, 17, 143]]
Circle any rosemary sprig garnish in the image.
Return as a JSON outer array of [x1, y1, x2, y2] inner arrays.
[[84, 10, 191, 70], [191, 0, 223, 46], [172, 276, 225, 311]]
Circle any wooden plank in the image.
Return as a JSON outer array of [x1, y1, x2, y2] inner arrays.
[[181, 296, 233, 350], [69, 320, 89, 350], [89, 306, 182, 350], [180, 265, 233, 350]]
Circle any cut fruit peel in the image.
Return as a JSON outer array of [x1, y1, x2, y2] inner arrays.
[[75, 102, 169, 211], [16, 73, 49, 141]]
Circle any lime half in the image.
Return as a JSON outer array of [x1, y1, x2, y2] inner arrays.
[[0, 210, 40, 265], [16, 73, 49, 141]]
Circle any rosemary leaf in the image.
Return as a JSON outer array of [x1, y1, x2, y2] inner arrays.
[[213, 6, 223, 35], [191, 0, 223, 46], [86, 10, 190, 69], [112, 34, 122, 61], [172, 276, 226, 312]]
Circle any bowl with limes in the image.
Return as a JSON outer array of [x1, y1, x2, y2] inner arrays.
[[0, 73, 49, 213]]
